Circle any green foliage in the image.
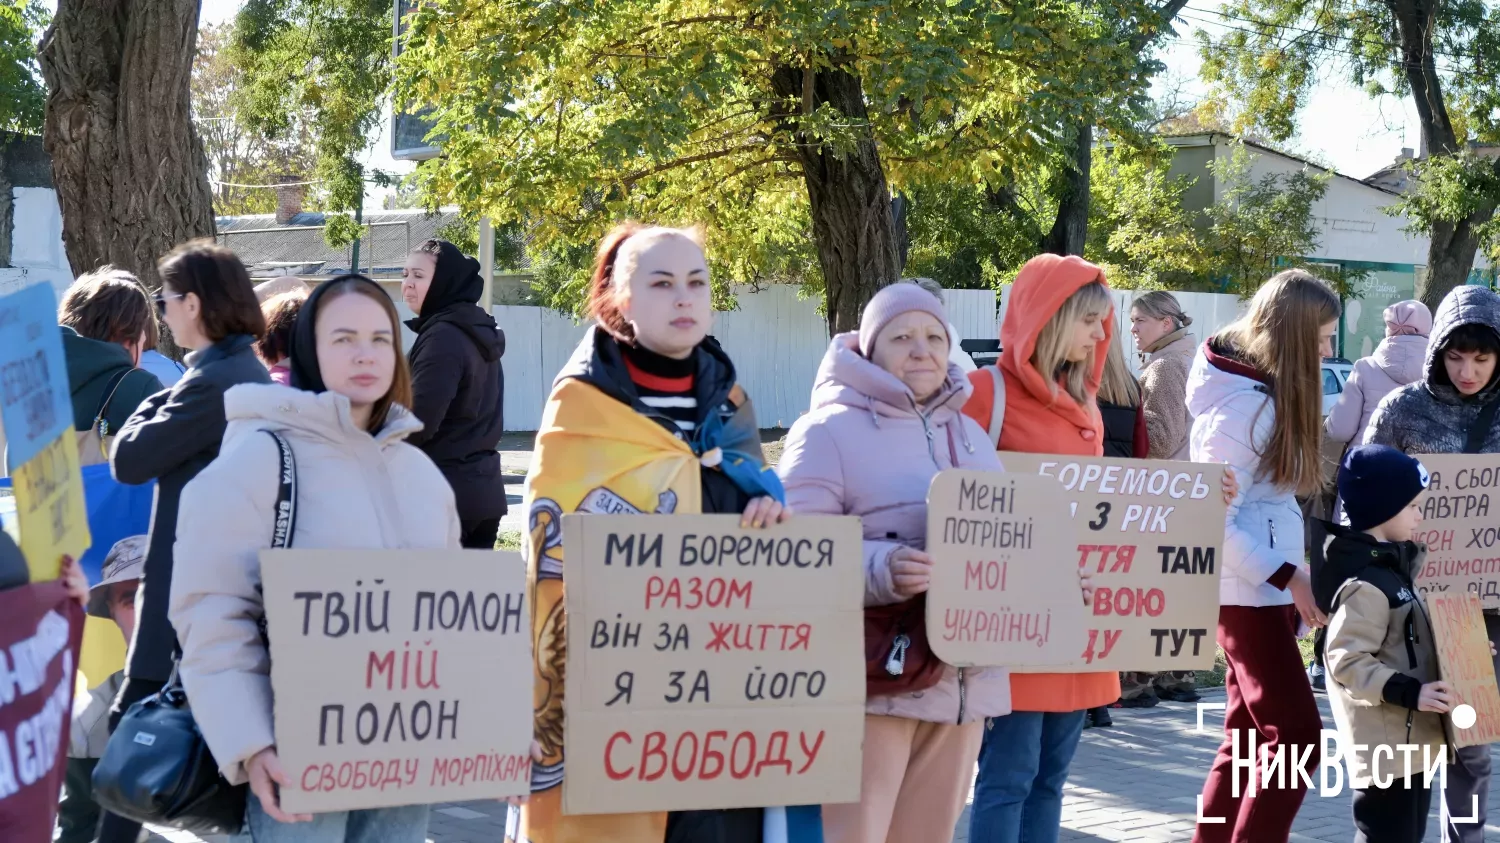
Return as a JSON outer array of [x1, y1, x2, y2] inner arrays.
[[392, 0, 1159, 311], [904, 179, 1048, 290], [323, 212, 367, 249], [194, 23, 318, 216], [1201, 144, 1329, 295], [0, 0, 47, 135], [1390, 152, 1500, 264], [1086, 140, 1207, 289], [1195, 0, 1500, 146], [232, 0, 391, 245]]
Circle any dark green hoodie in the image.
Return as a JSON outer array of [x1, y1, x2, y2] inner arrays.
[[60, 326, 164, 436]]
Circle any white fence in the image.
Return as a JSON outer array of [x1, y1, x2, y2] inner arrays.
[[493, 286, 998, 431]]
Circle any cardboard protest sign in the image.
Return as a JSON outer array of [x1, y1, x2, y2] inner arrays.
[[924, 470, 1088, 668], [0, 580, 85, 843], [0, 283, 73, 467], [1422, 591, 1500, 749], [1409, 454, 1500, 608], [0, 284, 89, 581], [10, 434, 89, 582], [562, 514, 864, 816], [260, 549, 532, 813], [999, 455, 1226, 672]]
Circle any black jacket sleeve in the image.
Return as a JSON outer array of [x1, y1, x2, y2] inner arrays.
[[406, 328, 465, 447], [110, 376, 227, 485], [102, 368, 166, 434]]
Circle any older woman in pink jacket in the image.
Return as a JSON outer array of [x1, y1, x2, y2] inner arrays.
[[778, 283, 1009, 843], [1326, 300, 1431, 448]]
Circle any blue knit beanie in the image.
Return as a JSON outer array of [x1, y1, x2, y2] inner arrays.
[[1338, 445, 1430, 531]]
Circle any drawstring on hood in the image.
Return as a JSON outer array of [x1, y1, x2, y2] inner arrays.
[[811, 332, 973, 466]]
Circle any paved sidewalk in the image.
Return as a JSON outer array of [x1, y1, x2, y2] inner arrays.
[[410, 687, 1500, 843]]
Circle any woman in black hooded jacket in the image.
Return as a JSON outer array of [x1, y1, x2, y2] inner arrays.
[[401, 239, 508, 548]]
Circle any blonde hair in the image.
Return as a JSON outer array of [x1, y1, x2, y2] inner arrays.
[[1218, 269, 1341, 493], [1097, 335, 1141, 407], [1032, 281, 1113, 406]]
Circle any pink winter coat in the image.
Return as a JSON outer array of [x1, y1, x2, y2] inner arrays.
[[1326, 334, 1429, 447], [778, 332, 1011, 725]]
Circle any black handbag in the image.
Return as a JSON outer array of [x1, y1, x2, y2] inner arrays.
[[92, 431, 298, 834]]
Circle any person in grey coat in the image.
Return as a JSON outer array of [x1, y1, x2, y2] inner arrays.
[[1364, 284, 1500, 843], [103, 242, 269, 843]]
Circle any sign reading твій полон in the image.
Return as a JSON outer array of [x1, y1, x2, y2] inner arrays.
[[260, 549, 533, 813], [1002, 456, 1226, 672], [1424, 591, 1500, 749], [562, 515, 864, 816], [1409, 454, 1500, 608], [924, 470, 1088, 668]]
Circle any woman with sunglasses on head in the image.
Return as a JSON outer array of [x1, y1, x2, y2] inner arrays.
[[105, 242, 270, 841]]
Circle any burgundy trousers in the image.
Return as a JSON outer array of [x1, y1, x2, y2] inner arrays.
[[1194, 605, 1325, 843]]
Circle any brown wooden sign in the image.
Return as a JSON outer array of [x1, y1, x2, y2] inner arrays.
[[924, 470, 1088, 668], [261, 549, 533, 813], [1409, 454, 1500, 609], [1424, 591, 1500, 749], [998, 455, 1227, 672], [561, 514, 865, 815]]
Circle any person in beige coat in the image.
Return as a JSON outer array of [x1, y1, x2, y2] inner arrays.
[[1324, 446, 1453, 843], [1129, 291, 1197, 461], [171, 275, 460, 843]]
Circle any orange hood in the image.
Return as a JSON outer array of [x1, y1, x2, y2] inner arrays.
[[1000, 253, 1113, 410]]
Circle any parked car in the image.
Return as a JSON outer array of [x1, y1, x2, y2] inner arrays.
[[1321, 357, 1353, 417]]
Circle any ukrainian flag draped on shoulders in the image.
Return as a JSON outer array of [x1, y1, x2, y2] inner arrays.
[[519, 327, 799, 843]]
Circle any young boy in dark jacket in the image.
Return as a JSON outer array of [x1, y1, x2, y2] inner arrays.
[[1323, 445, 1450, 843]]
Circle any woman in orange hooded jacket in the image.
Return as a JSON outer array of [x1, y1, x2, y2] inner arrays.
[[962, 254, 1122, 843]]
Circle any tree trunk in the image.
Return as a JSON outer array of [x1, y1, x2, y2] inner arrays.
[[1389, 0, 1493, 309], [1042, 120, 1092, 257], [39, 0, 216, 358], [771, 64, 901, 336], [891, 194, 910, 274]]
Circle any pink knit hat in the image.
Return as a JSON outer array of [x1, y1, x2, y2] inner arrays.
[[1384, 299, 1432, 338], [858, 283, 950, 357]]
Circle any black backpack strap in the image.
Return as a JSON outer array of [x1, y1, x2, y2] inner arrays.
[[265, 431, 297, 548], [1464, 399, 1500, 454]]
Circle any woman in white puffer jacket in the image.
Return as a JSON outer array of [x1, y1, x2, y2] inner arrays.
[[171, 274, 460, 843]]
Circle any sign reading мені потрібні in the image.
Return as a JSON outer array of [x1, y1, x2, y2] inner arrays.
[[1002, 455, 1226, 672], [260, 549, 533, 813], [1409, 454, 1500, 608], [561, 515, 864, 816], [924, 470, 1088, 669]]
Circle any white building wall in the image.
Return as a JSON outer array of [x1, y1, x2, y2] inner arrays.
[[0, 187, 71, 298]]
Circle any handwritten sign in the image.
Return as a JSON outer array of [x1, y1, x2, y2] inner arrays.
[[0, 283, 72, 467], [11, 433, 90, 581], [562, 514, 864, 815], [1423, 591, 1500, 749], [924, 470, 1087, 668], [260, 549, 533, 813], [1410, 454, 1500, 608], [0, 581, 85, 843], [999, 455, 1226, 671]]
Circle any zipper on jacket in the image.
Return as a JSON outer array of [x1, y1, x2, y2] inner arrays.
[[1404, 613, 1419, 670], [911, 398, 940, 467], [956, 667, 967, 724], [1268, 519, 1277, 550]]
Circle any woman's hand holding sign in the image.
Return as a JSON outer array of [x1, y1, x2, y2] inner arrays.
[[890, 548, 934, 598]]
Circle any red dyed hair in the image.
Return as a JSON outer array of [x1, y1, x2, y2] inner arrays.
[[587, 222, 645, 341]]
